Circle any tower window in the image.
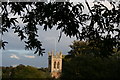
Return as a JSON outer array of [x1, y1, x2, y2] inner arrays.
[[57, 62, 60, 69], [54, 61, 56, 68]]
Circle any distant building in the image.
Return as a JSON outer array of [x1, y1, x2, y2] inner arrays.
[[48, 51, 62, 78]]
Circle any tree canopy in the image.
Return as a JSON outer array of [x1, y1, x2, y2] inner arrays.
[[62, 53, 120, 80], [69, 40, 120, 58], [2, 64, 51, 79], [1, 0, 120, 57], [68, 41, 95, 57]]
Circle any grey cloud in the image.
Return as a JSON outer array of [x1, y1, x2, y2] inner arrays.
[[37, 26, 76, 54], [3, 29, 25, 50], [2, 10, 76, 68], [10, 54, 20, 60], [2, 50, 48, 67], [2, 24, 76, 67]]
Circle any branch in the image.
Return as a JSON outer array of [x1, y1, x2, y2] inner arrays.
[[85, 0, 93, 16]]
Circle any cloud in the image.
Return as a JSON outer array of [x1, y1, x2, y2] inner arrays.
[[10, 54, 20, 60], [24, 55, 35, 59], [12, 64, 18, 67]]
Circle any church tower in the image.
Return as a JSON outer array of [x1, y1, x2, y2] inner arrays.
[[48, 51, 62, 78]]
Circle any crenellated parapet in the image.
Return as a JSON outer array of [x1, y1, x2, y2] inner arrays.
[[48, 51, 62, 58]]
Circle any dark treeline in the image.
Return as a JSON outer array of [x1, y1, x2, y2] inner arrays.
[[2, 64, 51, 79], [61, 41, 120, 80]]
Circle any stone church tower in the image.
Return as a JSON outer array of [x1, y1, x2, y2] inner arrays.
[[48, 51, 62, 78]]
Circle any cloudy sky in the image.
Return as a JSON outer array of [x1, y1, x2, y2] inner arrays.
[[1, 0, 116, 68], [2, 25, 76, 68]]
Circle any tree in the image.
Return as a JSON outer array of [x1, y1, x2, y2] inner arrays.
[[68, 40, 100, 57], [61, 54, 120, 80], [1, 0, 120, 57], [1, 1, 85, 56], [2, 64, 51, 79], [62, 40, 120, 79]]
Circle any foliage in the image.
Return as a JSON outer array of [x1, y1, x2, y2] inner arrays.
[[2, 64, 51, 79], [69, 40, 117, 57], [61, 54, 120, 80], [1, 1, 120, 57], [61, 40, 120, 79], [1, 2, 84, 56], [83, 1, 120, 57], [69, 40, 95, 56]]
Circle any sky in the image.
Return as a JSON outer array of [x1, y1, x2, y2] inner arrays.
[[1, 0, 119, 68], [2, 26, 76, 68]]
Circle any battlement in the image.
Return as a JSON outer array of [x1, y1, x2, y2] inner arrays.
[[48, 51, 62, 58]]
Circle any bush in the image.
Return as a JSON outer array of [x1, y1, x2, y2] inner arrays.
[[61, 55, 120, 80], [2, 65, 51, 79]]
